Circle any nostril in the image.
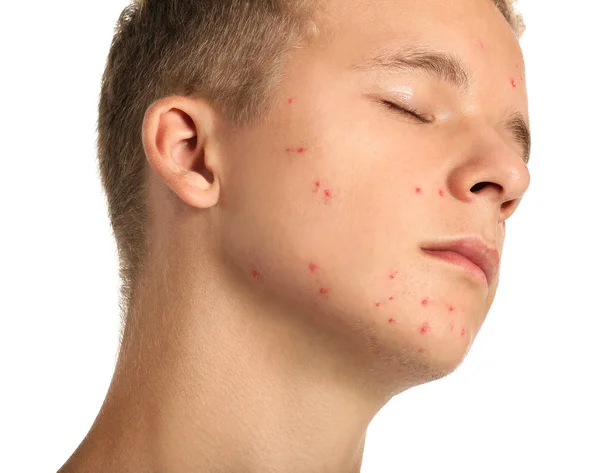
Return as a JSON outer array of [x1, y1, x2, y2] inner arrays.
[[470, 181, 494, 192]]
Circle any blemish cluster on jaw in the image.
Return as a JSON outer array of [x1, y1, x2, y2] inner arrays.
[[415, 297, 466, 337], [249, 263, 469, 350]]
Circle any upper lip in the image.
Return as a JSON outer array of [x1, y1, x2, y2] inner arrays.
[[421, 236, 500, 285]]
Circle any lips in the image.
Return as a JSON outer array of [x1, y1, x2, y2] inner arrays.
[[421, 236, 500, 286]]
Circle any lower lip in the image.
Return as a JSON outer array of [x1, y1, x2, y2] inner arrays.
[[422, 250, 488, 286]]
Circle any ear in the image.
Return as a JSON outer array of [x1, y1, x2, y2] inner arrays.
[[141, 96, 221, 209]]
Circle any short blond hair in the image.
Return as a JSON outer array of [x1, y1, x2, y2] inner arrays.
[[97, 0, 525, 327]]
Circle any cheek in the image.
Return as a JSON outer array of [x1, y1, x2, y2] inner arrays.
[[217, 128, 481, 372]]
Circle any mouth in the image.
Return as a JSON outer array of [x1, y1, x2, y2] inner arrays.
[[421, 236, 500, 287]]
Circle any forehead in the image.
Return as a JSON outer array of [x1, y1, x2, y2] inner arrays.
[[310, 0, 525, 76]]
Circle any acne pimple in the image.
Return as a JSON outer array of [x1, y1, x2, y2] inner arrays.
[[420, 321, 431, 334], [286, 146, 307, 153], [321, 189, 334, 205], [511, 78, 517, 88], [438, 188, 445, 197], [313, 180, 321, 193], [288, 97, 294, 104], [448, 305, 455, 312], [479, 40, 484, 49], [388, 317, 396, 324], [251, 269, 260, 279], [375, 302, 381, 307], [319, 287, 329, 295], [417, 347, 425, 353], [415, 187, 422, 194], [461, 328, 466, 336], [421, 298, 429, 307], [389, 270, 398, 279], [308, 262, 319, 273], [389, 296, 394, 301]]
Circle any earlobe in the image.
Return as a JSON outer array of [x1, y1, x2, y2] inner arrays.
[[141, 96, 221, 210]]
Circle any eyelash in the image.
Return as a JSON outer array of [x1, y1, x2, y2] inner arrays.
[[382, 100, 429, 123]]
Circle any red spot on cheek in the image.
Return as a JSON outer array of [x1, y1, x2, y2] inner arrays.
[[319, 287, 329, 295], [448, 305, 455, 312], [389, 270, 399, 279], [323, 189, 332, 199], [511, 78, 517, 88], [388, 317, 396, 324], [438, 188, 445, 197], [415, 187, 422, 194], [420, 321, 431, 334], [286, 146, 308, 153], [389, 296, 394, 301], [421, 298, 429, 307], [461, 328, 466, 336], [251, 269, 260, 279], [288, 97, 294, 104], [308, 262, 319, 272], [313, 180, 321, 193], [375, 302, 381, 307]]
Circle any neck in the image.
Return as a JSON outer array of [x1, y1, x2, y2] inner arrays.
[[57, 246, 401, 473]]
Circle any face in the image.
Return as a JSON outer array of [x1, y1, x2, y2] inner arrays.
[[212, 0, 530, 388]]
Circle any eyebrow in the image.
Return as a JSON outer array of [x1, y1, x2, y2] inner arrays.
[[350, 46, 531, 164]]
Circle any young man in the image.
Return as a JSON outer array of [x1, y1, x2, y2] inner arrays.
[[58, 0, 531, 471]]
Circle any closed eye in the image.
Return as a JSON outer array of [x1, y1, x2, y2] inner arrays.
[[381, 100, 430, 123]]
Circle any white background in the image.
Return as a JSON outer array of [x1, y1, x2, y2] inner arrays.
[[1, 1, 599, 472]]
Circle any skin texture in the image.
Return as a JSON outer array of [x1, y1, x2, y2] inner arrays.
[[58, 0, 530, 472]]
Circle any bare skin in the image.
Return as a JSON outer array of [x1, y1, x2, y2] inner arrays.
[[58, 0, 530, 472]]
